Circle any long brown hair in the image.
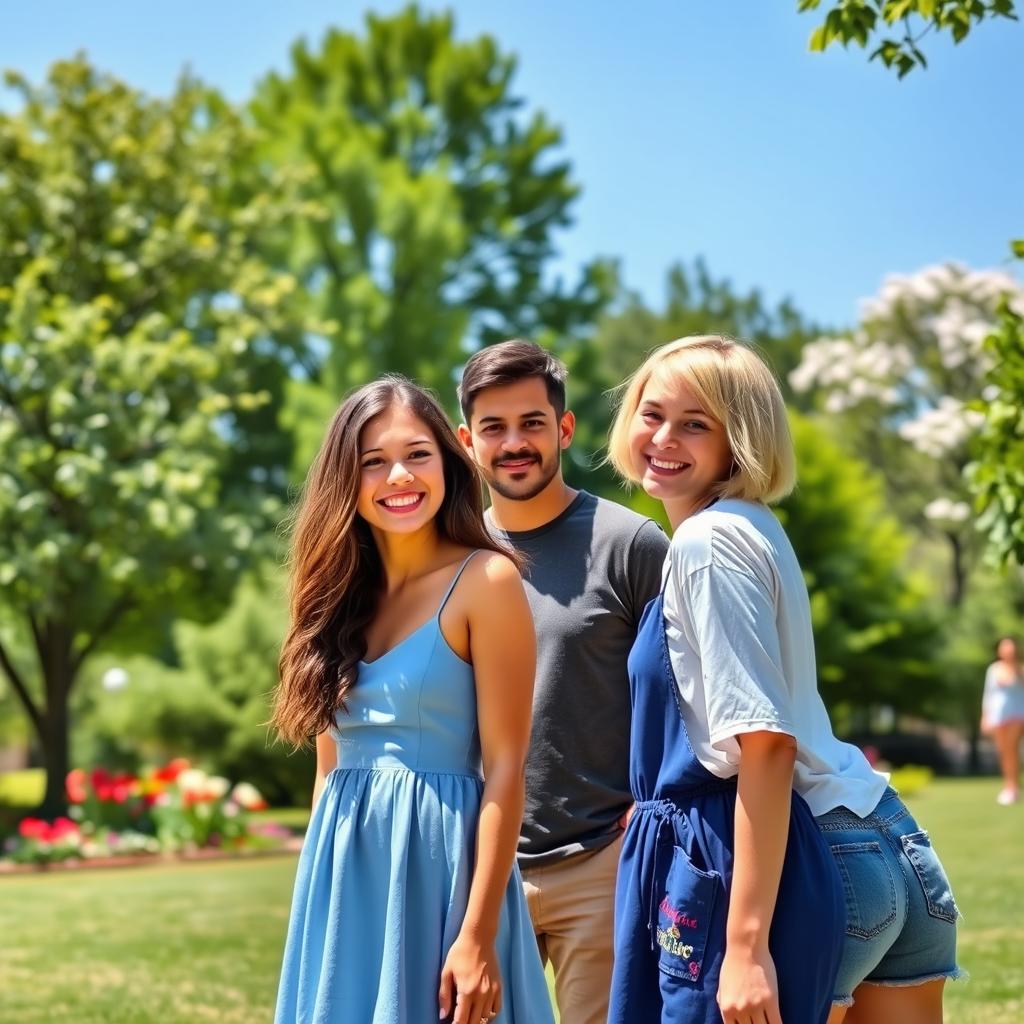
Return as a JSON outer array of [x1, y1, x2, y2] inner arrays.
[[273, 374, 517, 745]]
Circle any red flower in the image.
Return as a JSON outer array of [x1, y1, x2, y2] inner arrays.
[[108, 773, 137, 804], [48, 818, 79, 841], [18, 817, 48, 840], [91, 768, 113, 801], [18, 816, 80, 843], [66, 768, 88, 804], [154, 757, 191, 783]]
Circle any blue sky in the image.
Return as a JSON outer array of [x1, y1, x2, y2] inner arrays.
[[3, 1, 1022, 328]]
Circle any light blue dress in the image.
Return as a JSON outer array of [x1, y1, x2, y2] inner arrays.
[[983, 662, 1024, 725], [274, 553, 554, 1024]]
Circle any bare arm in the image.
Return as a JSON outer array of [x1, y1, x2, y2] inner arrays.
[[311, 730, 338, 811], [717, 730, 796, 1024], [438, 553, 536, 1024]]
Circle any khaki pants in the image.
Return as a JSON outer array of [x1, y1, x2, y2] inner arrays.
[[520, 833, 622, 1024]]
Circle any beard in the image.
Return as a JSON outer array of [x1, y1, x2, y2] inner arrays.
[[481, 449, 561, 502]]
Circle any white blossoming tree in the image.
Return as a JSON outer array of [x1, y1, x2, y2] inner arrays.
[[795, 2, 1024, 568], [790, 262, 1024, 606]]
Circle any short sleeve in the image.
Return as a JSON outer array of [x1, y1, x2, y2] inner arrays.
[[680, 560, 795, 748], [624, 519, 670, 624]]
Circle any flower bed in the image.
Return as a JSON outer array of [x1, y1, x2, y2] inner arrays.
[[0, 759, 294, 872]]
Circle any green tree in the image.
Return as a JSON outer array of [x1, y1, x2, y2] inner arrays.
[[970, 303, 1024, 563], [0, 59, 306, 813], [75, 573, 313, 807], [798, 0, 1018, 77], [585, 260, 817, 397], [249, 5, 613, 474], [778, 413, 939, 721]]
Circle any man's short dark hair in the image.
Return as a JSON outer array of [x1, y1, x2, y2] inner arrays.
[[458, 340, 568, 423]]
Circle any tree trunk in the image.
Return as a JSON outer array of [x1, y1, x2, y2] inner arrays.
[[38, 705, 71, 816], [967, 718, 981, 775], [947, 530, 966, 609], [34, 619, 76, 817]]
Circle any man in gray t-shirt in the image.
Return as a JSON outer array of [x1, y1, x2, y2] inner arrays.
[[458, 341, 667, 1024]]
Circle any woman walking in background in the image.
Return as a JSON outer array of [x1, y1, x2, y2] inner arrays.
[[607, 336, 961, 1024], [982, 636, 1024, 805], [272, 375, 553, 1024]]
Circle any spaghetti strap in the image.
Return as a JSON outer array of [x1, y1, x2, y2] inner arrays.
[[436, 550, 483, 616]]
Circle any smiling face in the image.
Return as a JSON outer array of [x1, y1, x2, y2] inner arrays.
[[356, 404, 446, 536], [460, 376, 572, 502], [627, 370, 734, 526]]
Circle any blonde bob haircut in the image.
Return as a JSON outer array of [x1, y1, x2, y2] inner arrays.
[[607, 335, 796, 505]]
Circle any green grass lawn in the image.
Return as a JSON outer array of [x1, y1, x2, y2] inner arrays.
[[908, 779, 1024, 1024], [0, 778, 1019, 1023]]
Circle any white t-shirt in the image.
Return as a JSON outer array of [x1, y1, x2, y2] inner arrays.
[[662, 499, 887, 818]]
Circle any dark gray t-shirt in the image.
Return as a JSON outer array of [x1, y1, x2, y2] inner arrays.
[[489, 490, 669, 866]]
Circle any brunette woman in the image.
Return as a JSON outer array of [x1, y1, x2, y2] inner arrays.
[[272, 376, 553, 1024]]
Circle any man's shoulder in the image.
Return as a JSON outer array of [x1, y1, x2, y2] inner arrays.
[[586, 492, 664, 541]]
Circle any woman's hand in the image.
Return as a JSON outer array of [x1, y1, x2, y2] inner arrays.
[[717, 943, 783, 1024], [438, 933, 502, 1024]]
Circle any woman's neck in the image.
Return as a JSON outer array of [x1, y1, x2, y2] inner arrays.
[[371, 523, 448, 591], [665, 493, 719, 533]]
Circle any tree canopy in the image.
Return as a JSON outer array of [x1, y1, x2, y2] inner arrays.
[[250, 5, 613, 478], [799, 0, 1018, 76], [779, 413, 938, 719], [0, 58, 306, 810]]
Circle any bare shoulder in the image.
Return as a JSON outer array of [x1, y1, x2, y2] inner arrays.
[[462, 550, 523, 592], [445, 550, 529, 659]]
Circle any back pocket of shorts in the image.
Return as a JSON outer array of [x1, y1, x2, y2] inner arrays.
[[655, 846, 718, 983], [829, 841, 898, 939], [901, 830, 958, 924]]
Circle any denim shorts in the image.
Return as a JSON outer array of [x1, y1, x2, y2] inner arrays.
[[815, 787, 963, 1006]]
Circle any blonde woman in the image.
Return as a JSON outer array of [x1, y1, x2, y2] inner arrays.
[[272, 376, 553, 1024], [605, 337, 960, 1024]]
